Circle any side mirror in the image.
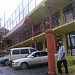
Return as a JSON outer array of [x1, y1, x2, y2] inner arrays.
[[31, 56, 34, 58]]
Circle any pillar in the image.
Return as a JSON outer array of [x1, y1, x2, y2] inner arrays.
[[62, 33, 67, 55], [31, 21, 34, 37], [43, 40, 46, 50], [41, 23, 45, 32], [46, 29, 56, 75], [31, 21, 37, 49], [60, 8, 65, 25], [34, 41, 37, 49], [46, 7, 56, 75]]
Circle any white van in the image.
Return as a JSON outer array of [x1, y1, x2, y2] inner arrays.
[[9, 47, 37, 64]]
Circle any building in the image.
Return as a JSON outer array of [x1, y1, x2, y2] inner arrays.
[[2, 0, 75, 56]]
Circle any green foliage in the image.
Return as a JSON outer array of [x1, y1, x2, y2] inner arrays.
[[55, 56, 75, 74], [66, 56, 75, 66]]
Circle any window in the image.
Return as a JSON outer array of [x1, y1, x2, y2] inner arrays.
[[63, 3, 73, 14], [24, 6, 28, 17], [23, 0, 28, 9], [72, 1, 75, 18], [16, 16, 19, 24], [20, 12, 23, 21], [40, 52, 47, 56], [16, 7, 19, 17], [19, 2, 23, 13], [12, 12, 16, 21], [63, 2, 74, 22], [30, 49, 37, 52], [34, 22, 42, 36], [20, 49, 29, 54], [65, 12, 73, 22], [29, 0, 35, 12], [33, 52, 40, 57], [13, 50, 19, 54], [52, 11, 60, 27], [66, 32, 75, 56]]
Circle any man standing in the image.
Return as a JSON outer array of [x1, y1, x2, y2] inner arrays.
[[57, 41, 69, 75]]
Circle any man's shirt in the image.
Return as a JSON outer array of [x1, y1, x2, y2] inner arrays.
[[58, 45, 66, 61]]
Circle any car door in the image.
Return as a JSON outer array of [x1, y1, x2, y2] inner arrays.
[[40, 52, 48, 64], [10, 49, 20, 61], [28, 52, 41, 65]]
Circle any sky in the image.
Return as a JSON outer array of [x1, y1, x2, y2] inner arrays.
[[0, 0, 23, 27]]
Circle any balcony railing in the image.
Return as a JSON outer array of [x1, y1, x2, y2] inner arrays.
[[4, 0, 43, 31]]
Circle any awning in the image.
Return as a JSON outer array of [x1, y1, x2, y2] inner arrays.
[[4, 17, 29, 38], [53, 20, 75, 34]]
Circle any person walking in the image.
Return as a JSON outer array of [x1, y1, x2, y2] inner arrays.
[[57, 41, 69, 75]]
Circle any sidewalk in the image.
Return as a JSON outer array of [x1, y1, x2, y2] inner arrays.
[[63, 72, 75, 75], [68, 73, 75, 75], [70, 73, 75, 75]]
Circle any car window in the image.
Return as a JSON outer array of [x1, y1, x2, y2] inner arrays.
[[33, 52, 40, 57], [20, 49, 29, 54], [40, 52, 47, 56], [30, 49, 37, 52], [12, 50, 19, 55]]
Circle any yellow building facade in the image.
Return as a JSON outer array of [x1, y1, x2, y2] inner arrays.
[[2, 0, 75, 56]]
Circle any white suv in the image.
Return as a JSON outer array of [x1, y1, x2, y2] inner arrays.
[[9, 47, 37, 64]]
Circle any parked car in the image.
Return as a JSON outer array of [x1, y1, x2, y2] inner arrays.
[[0, 55, 9, 65], [12, 51, 48, 69], [9, 47, 38, 64], [0, 47, 37, 66], [0, 57, 3, 63]]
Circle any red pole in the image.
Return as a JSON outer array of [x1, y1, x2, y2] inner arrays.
[[48, 7, 53, 29], [31, 21, 37, 49], [34, 41, 37, 49], [32, 21, 34, 37], [46, 7, 56, 75]]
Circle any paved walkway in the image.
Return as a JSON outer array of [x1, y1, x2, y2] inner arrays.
[[63, 73, 75, 75], [68, 73, 75, 75], [70, 73, 75, 75]]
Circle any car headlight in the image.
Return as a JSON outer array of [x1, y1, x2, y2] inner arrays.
[[12, 62, 19, 65]]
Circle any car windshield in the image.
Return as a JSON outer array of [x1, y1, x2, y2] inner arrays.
[[25, 53, 32, 58]]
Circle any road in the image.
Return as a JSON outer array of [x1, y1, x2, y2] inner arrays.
[[0, 64, 48, 75]]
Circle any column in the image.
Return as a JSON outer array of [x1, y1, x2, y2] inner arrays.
[[62, 33, 67, 55], [46, 7, 56, 75], [31, 21, 37, 49], [31, 21, 34, 37], [60, 8, 65, 25], [43, 40, 46, 50]]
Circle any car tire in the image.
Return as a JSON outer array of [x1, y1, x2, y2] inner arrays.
[[20, 62, 28, 69], [4, 59, 9, 66]]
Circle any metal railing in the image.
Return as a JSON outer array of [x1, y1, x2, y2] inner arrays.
[[4, 0, 43, 31]]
